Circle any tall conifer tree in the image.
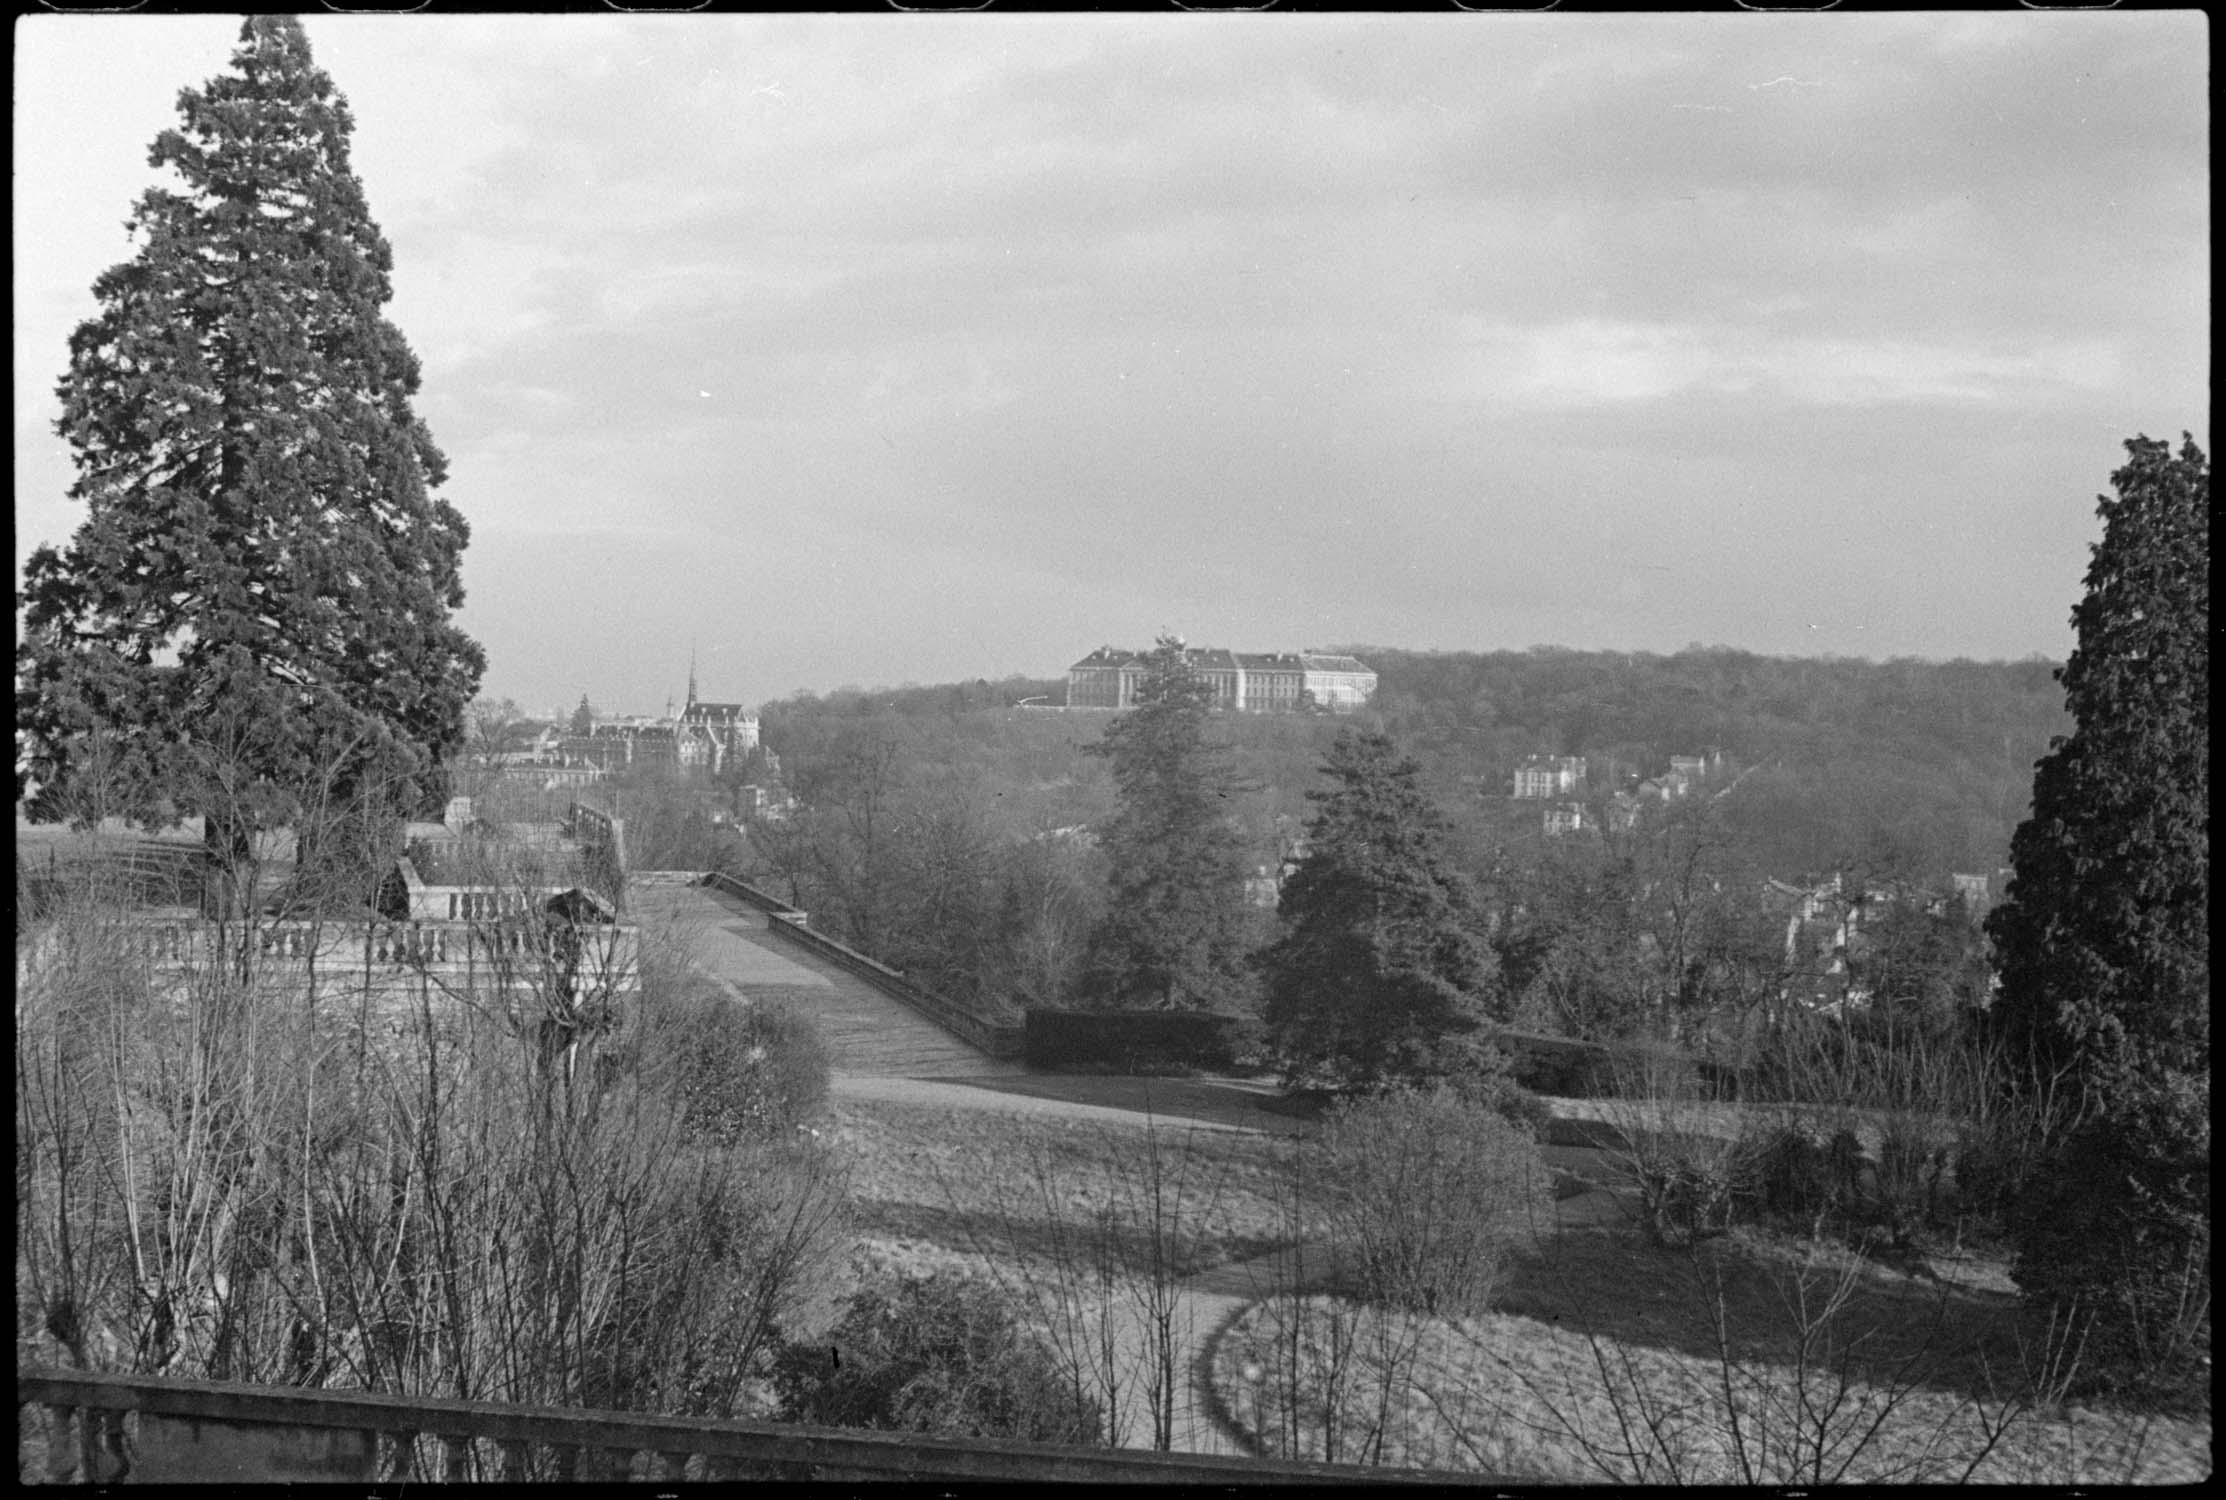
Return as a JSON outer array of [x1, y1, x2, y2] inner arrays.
[[1986, 434, 2208, 1385], [1985, 434, 2208, 1095], [17, 16, 484, 909], [1259, 728, 1498, 1086], [1081, 637, 1256, 1011]]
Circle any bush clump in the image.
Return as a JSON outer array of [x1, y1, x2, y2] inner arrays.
[[1441, 1038, 1554, 1139], [769, 1275, 1106, 1445], [1741, 1121, 1845, 1223], [2011, 1077, 2210, 1403], [634, 982, 832, 1144], [1315, 1085, 1552, 1316]]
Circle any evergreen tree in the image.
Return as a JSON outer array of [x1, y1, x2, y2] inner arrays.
[[16, 16, 483, 911], [1259, 728, 1499, 1086], [1986, 434, 2209, 1391], [1080, 636, 1257, 1011], [1984, 434, 2208, 1095]]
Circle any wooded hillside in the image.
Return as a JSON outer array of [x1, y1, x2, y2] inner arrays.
[[763, 650, 2067, 886], [1355, 647, 2067, 879]]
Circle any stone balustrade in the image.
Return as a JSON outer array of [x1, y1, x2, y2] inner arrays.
[[19, 1367, 1467, 1484], [19, 918, 640, 1000]]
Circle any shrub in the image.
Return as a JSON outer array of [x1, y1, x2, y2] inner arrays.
[[1441, 1038, 1554, 1139], [1638, 1150, 1745, 1249], [1314, 1086, 1552, 1316], [1493, 1028, 1730, 1103], [1742, 1121, 1839, 1222], [1948, 1056, 2083, 1227], [1868, 1112, 1954, 1248], [1599, 1048, 1754, 1249], [637, 983, 831, 1144], [16, 894, 852, 1427], [770, 1275, 1105, 1444], [1494, 1029, 1612, 1097], [2011, 1075, 2210, 1401]]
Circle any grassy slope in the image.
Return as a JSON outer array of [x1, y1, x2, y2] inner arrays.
[[833, 1086, 2209, 1482]]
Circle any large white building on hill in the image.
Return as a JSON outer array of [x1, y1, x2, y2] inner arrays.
[[1065, 646, 1376, 712]]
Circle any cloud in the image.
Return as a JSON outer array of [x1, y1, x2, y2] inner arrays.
[[14, 13, 2206, 706], [1439, 318, 2128, 411]]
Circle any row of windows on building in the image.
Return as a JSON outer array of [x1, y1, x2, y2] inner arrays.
[[1064, 647, 1378, 712]]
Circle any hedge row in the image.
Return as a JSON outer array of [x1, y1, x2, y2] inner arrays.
[[1023, 1008, 1262, 1074], [1493, 1029, 1741, 1100]]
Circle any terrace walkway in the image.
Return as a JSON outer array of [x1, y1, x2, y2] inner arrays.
[[625, 882, 1024, 1079]]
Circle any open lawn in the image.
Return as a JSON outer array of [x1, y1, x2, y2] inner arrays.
[[833, 1092, 1315, 1285], [832, 1076, 2210, 1481], [1207, 1212, 2211, 1483]]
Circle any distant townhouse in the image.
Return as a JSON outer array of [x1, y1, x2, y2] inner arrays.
[[1760, 869, 1974, 1015], [564, 663, 761, 779], [1512, 755, 1587, 799], [1668, 751, 1725, 783], [680, 687, 760, 756], [496, 726, 569, 766], [1543, 801, 1587, 837], [1949, 870, 2009, 917], [1063, 645, 1377, 712]]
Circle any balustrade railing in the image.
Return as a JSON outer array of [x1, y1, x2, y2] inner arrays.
[[19, 1368, 1467, 1485], [22, 917, 641, 996]]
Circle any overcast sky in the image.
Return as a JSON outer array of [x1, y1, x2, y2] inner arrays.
[[14, 11, 2209, 718]]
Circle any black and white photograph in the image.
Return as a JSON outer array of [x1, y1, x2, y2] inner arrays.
[[16, 7, 2208, 1484]]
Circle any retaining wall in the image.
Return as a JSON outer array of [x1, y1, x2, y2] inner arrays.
[[701, 874, 1024, 1059]]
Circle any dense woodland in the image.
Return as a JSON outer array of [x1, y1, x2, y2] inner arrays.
[[1361, 646, 2067, 880], [694, 647, 2066, 1029]]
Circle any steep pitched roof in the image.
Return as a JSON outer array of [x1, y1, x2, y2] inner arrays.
[[1067, 647, 1139, 672]]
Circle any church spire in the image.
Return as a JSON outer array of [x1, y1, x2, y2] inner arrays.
[[687, 643, 699, 711]]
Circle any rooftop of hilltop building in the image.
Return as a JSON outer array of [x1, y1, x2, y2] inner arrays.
[[1065, 646, 1375, 671], [1294, 652, 1372, 674]]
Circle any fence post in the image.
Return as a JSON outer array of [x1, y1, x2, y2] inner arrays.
[[41, 1403, 80, 1482], [85, 1408, 131, 1481]]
